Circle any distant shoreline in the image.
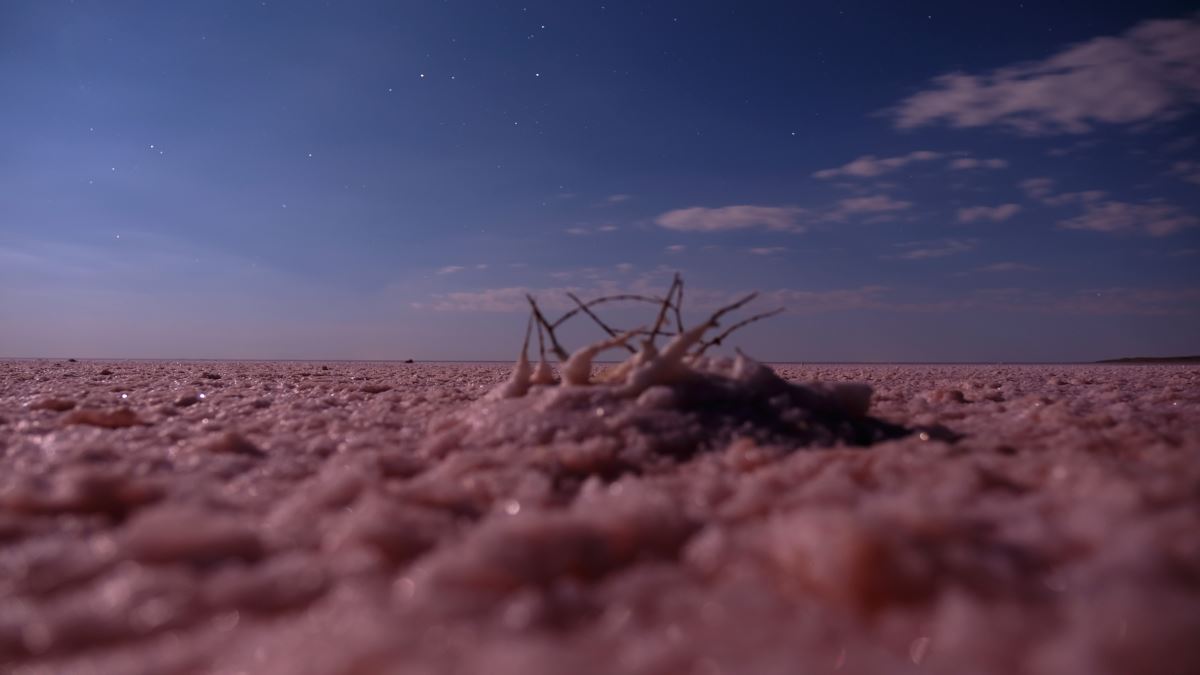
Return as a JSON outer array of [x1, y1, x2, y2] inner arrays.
[[1095, 355, 1200, 364]]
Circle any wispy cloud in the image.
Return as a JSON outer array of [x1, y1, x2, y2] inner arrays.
[[957, 203, 1021, 223], [421, 280, 1200, 319], [665, 244, 687, 253], [1019, 177, 1057, 199], [827, 195, 912, 219], [1059, 200, 1199, 236], [425, 281, 892, 315], [655, 197, 914, 234], [655, 205, 807, 232], [975, 261, 1039, 273], [436, 265, 465, 274], [949, 157, 1008, 170], [1042, 190, 1107, 206], [607, 194, 632, 203], [1169, 160, 1200, 185], [887, 238, 977, 260], [891, 15, 1200, 134], [813, 151, 943, 179], [747, 246, 787, 255], [1019, 177, 1107, 206], [564, 224, 619, 236]]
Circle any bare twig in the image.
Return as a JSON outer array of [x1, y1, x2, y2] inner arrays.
[[550, 294, 667, 329], [695, 308, 784, 356], [672, 275, 685, 334], [709, 292, 759, 325], [567, 292, 637, 353], [526, 295, 570, 360], [535, 315, 547, 361], [649, 274, 682, 344], [522, 311, 534, 354], [610, 327, 679, 338]]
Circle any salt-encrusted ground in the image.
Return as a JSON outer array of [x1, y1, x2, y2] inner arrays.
[[1, 360, 1197, 675]]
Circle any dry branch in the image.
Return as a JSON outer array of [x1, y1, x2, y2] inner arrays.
[[526, 295, 569, 361], [567, 292, 637, 354], [695, 308, 784, 356], [550, 294, 668, 329], [650, 273, 682, 344]]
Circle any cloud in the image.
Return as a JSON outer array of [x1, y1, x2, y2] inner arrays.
[[828, 195, 912, 219], [813, 151, 942, 179], [891, 15, 1200, 134], [655, 196, 914, 234], [1019, 178, 1195, 235], [436, 265, 465, 275], [949, 157, 1008, 170], [665, 244, 687, 253], [425, 280, 892, 315], [655, 205, 806, 232], [420, 279, 1200, 319], [1169, 160, 1200, 185], [426, 287, 547, 312], [1019, 177, 1057, 199], [565, 224, 619, 235], [747, 246, 787, 255], [1019, 177, 1108, 206], [957, 203, 1022, 223], [607, 194, 632, 203], [765, 286, 891, 313], [615, 262, 634, 273], [976, 262, 1039, 273], [888, 238, 977, 260], [1047, 139, 1101, 157], [1041, 190, 1106, 206], [1059, 200, 1199, 236]]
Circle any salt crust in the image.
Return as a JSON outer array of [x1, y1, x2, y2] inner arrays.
[[0, 359, 1198, 674]]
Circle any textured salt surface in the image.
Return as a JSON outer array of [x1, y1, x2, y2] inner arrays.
[[1, 360, 1198, 675]]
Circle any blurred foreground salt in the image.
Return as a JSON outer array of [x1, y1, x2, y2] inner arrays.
[[1, 360, 1198, 675]]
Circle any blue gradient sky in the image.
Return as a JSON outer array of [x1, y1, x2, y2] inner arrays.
[[2, 1, 1199, 361]]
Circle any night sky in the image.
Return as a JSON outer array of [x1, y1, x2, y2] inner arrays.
[[2, 1, 1199, 362]]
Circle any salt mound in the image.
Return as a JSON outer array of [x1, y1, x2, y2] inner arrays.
[[430, 279, 911, 465], [429, 353, 908, 466]]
